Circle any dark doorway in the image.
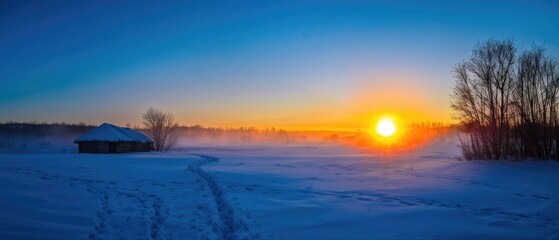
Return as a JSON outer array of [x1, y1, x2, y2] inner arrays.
[[109, 143, 117, 153]]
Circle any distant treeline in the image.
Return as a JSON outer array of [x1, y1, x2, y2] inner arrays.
[[408, 121, 455, 129], [0, 120, 455, 149], [451, 39, 559, 160], [0, 122, 308, 148], [176, 125, 306, 144], [0, 122, 96, 150], [0, 122, 95, 137]]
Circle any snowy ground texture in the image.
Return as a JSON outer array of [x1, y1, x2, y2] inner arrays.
[[1, 137, 559, 239]]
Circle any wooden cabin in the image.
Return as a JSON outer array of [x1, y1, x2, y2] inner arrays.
[[74, 123, 153, 153]]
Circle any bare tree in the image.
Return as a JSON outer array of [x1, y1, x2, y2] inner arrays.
[[452, 39, 559, 160], [512, 46, 559, 159], [451, 39, 516, 159], [141, 107, 179, 152]]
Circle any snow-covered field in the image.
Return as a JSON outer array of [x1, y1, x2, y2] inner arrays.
[[1, 136, 559, 239]]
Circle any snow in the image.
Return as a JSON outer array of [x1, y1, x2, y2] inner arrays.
[[74, 123, 152, 143], [120, 127, 153, 143], [1, 134, 559, 239]]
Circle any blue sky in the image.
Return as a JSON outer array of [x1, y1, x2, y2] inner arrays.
[[1, 0, 558, 130]]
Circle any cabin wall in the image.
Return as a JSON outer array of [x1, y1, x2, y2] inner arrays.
[[77, 141, 150, 153], [99, 142, 109, 153], [78, 142, 108, 153], [116, 142, 132, 153]]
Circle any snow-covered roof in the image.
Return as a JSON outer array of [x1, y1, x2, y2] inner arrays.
[[119, 127, 153, 143], [74, 123, 153, 143]]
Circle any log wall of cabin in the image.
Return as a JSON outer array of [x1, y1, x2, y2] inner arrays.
[[77, 141, 150, 153]]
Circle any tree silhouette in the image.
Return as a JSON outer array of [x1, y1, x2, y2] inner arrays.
[[141, 107, 179, 152]]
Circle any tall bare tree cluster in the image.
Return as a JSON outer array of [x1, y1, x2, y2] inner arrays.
[[141, 107, 179, 152], [451, 39, 559, 160]]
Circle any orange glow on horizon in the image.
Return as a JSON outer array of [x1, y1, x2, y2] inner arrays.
[[158, 71, 454, 132], [313, 112, 447, 154], [340, 126, 446, 155]]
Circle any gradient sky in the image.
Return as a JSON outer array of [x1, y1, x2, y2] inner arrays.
[[1, 1, 558, 130]]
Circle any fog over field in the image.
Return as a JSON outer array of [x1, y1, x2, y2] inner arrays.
[[0, 122, 451, 154]]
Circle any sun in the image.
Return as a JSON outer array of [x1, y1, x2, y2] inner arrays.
[[376, 118, 396, 137]]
